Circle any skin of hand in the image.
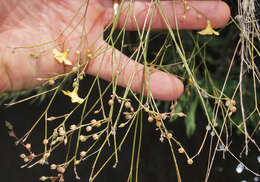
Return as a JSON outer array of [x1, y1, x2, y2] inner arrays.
[[0, 0, 230, 101]]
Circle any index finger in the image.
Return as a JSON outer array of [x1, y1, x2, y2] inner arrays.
[[105, 0, 230, 30]]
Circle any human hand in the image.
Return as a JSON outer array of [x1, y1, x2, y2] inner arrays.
[[0, 0, 230, 101]]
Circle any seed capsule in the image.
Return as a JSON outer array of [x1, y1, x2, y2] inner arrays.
[[91, 119, 97, 126], [178, 147, 185, 154], [20, 153, 26, 159], [50, 164, 57, 170], [92, 134, 99, 140], [230, 106, 237, 113], [108, 99, 114, 106], [147, 116, 154, 123], [80, 151, 87, 158], [167, 133, 173, 139], [25, 143, 31, 150], [156, 114, 162, 121], [48, 79, 55, 86], [79, 135, 87, 142], [124, 101, 131, 109], [156, 121, 162, 127], [231, 100, 236, 105], [69, 124, 77, 130], [59, 127, 65, 136], [57, 166, 66, 173], [86, 126, 92, 132], [187, 159, 193, 165], [43, 139, 49, 145], [95, 121, 102, 127]]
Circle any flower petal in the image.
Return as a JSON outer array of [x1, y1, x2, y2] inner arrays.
[[53, 49, 72, 65], [62, 88, 84, 104], [197, 21, 220, 36], [71, 96, 84, 104], [63, 58, 72, 66]]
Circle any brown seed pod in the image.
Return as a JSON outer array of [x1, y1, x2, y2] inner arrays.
[[20, 153, 26, 159], [42, 139, 49, 145], [156, 114, 162, 121], [167, 133, 173, 139], [86, 126, 92, 132], [80, 151, 87, 158], [124, 101, 131, 109], [178, 147, 185, 154], [230, 106, 237, 113], [25, 143, 31, 150], [108, 99, 114, 106], [156, 121, 162, 127], [92, 134, 99, 140], [57, 166, 66, 173], [50, 164, 57, 170], [187, 159, 193, 165], [48, 79, 55, 86], [79, 135, 87, 142], [147, 116, 154, 123], [95, 121, 102, 127], [69, 124, 77, 130]]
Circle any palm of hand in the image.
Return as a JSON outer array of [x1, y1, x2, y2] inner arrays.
[[0, 0, 113, 91]]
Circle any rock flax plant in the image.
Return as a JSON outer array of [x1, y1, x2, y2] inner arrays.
[[2, 0, 260, 182]]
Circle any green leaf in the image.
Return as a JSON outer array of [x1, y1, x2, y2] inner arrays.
[[185, 96, 199, 137]]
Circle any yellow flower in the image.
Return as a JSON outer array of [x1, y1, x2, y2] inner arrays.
[[53, 49, 72, 66], [62, 87, 84, 104], [198, 20, 220, 36], [188, 78, 193, 84]]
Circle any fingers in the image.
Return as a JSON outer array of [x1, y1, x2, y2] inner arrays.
[[105, 1, 230, 30], [0, 40, 183, 101], [85, 41, 184, 101]]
